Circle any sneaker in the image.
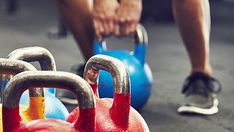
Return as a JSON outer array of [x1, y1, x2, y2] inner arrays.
[[58, 64, 85, 105], [177, 72, 222, 115]]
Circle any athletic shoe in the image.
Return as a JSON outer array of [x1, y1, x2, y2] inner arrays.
[[178, 72, 222, 115]]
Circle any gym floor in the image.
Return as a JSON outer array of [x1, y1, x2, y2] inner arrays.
[[0, 0, 234, 131]]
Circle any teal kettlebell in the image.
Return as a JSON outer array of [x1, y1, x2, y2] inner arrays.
[[93, 24, 153, 110]]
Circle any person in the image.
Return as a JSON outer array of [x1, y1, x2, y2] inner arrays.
[[55, 0, 221, 115]]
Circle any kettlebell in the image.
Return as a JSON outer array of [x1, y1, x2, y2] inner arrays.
[[2, 71, 96, 132], [93, 24, 153, 110], [2, 46, 69, 119], [67, 55, 149, 131], [7, 46, 57, 94], [0, 58, 45, 132]]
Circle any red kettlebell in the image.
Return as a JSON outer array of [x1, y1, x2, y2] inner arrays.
[[0, 58, 45, 131], [67, 55, 149, 131], [2, 71, 96, 132]]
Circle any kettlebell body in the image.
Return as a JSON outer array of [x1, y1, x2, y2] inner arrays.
[[20, 91, 68, 119], [68, 97, 149, 131], [95, 50, 153, 110]]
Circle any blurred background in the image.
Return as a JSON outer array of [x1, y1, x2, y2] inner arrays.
[[0, 0, 234, 131]]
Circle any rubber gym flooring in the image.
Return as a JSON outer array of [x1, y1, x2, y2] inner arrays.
[[0, 0, 234, 131]]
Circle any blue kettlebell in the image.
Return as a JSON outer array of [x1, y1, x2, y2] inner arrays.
[[1, 46, 69, 119], [93, 24, 153, 110]]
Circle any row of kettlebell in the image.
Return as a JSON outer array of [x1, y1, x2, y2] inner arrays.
[[1, 53, 149, 131], [0, 24, 152, 131]]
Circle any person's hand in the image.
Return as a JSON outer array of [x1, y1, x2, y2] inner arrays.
[[92, 0, 119, 41], [115, 0, 142, 36]]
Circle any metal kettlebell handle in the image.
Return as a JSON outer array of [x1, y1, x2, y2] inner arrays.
[[3, 71, 95, 109], [96, 24, 148, 46], [94, 24, 148, 47], [84, 55, 131, 127], [84, 55, 130, 94], [93, 24, 148, 64], [7, 46, 56, 71], [134, 24, 148, 45], [7, 46, 56, 95], [0, 58, 43, 97], [133, 24, 148, 64]]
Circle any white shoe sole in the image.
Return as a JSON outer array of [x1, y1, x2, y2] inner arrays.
[[177, 98, 219, 115]]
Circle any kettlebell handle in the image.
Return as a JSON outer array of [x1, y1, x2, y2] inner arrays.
[[3, 71, 96, 130], [7, 46, 56, 71], [93, 24, 148, 64], [84, 55, 130, 127], [0, 58, 43, 97], [133, 24, 148, 64], [134, 24, 148, 45], [84, 55, 130, 94], [7, 46, 56, 95]]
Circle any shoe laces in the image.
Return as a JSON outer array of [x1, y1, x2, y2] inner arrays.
[[182, 72, 222, 97]]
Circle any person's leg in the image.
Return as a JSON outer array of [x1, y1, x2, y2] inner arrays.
[[173, 0, 221, 115], [56, 0, 94, 61], [172, 0, 211, 75], [55, 0, 94, 104]]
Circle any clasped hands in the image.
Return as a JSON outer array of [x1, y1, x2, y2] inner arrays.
[[92, 0, 142, 40]]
